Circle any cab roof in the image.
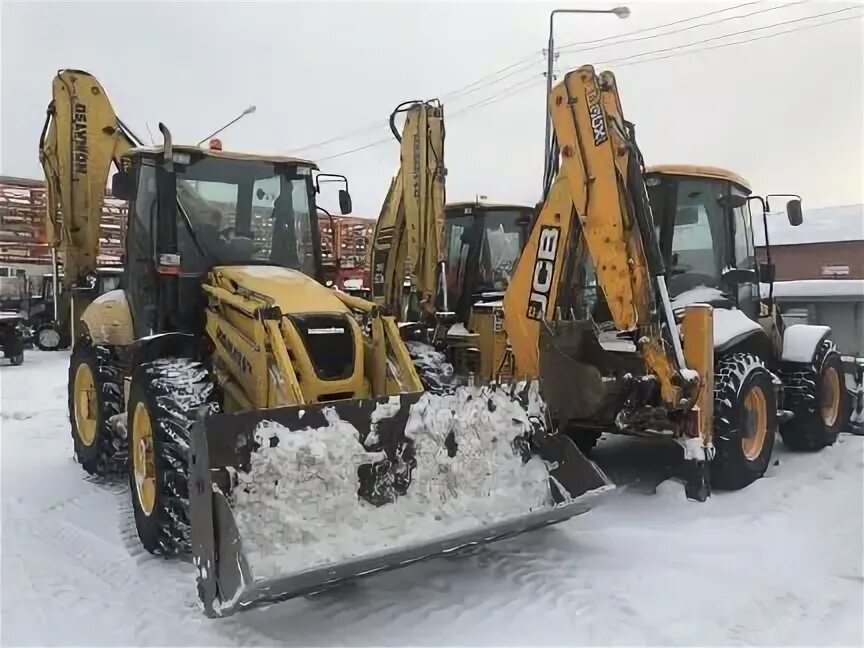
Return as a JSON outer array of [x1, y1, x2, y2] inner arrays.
[[127, 144, 318, 169], [646, 164, 752, 193]]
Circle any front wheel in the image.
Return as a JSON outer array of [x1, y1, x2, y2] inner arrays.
[[127, 358, 219, 556], [710, 353, 778, 490]]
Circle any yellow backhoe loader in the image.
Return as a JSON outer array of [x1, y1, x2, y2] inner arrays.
[[501, 65, 851, 499], [50, 70, 612, 618], [368, 101, 537, 385]]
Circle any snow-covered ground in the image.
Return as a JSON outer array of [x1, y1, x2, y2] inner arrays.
[[2, 350, 862, 647]]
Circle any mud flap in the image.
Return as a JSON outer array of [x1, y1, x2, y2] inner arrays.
[[188, 384, 613, 618]]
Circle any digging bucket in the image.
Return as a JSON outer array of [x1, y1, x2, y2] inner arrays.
[[188, 380, 614, 618]]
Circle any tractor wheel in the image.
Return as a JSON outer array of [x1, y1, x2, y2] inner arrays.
[[780, 338, 847, 451], [68, 337, 124, 477], [127, 358, 219, 556], [35, 322, 63, 351], [4, 334, 24, 366], [710, 352, 778, 490]]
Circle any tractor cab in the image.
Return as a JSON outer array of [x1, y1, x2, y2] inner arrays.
[[644, 165, 802, 321], [111, 133, 350, 339], [441, 201, 533, 323]]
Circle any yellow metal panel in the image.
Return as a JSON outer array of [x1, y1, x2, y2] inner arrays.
[[502, 171, 575, 378], [682, 304, 715, 445], [381, 316, 423, 393], [206, 309, 268, 409], [212, 266, 350, 315], [265, 319, 304, 406]]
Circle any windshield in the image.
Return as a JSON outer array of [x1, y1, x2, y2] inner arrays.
[[478, 211, 524, 292], [648, 177, 731, 299], [174, 156, 316, 275], [443, 209, 526, 310]]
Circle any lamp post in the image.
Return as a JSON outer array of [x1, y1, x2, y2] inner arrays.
[[196, 105, 257, 147], [543, 6, 630, 191]]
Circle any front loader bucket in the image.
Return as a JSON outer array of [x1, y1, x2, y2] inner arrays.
[[188, 381, 613, 618]]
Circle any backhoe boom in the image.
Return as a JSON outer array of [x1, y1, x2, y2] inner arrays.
[[369, 100, 446, 320], [38, 69, 138, 344], [504, 66, 694, 408]]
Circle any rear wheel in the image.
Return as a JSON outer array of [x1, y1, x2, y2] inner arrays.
[[710, 353, 777, 490], [127, 358, 219, 556], [68, 337, 124, 476], [780, 338, 847, 451]]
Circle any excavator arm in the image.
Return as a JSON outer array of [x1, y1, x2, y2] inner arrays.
[[369, 100, 446, 321], [38, 69, 139, 340], [504, 66, 699, 409]]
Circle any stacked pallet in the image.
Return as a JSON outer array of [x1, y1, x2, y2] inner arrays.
[[319, 214, 375, 289], [0, 175, 127, 266]]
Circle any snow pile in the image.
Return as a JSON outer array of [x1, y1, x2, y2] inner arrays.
[[670, 285, 727, 311], [762, 279, 864, 300], [230, 384, 554, 581]]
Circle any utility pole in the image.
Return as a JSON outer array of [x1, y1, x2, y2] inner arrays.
[[543, 7, 630, 193]]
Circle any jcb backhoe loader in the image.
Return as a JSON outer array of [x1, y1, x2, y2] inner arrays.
[[52, 70, 612, 618], [501, 65, 851, 499]]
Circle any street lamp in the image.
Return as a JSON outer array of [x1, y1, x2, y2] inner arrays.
[[543, 7, 630, 191], [196, 105, 257, 147]]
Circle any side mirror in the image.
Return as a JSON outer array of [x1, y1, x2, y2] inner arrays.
[[338, 189, 353, 215], [786, 199, 803, 226], [111, 171, 132, 200], [759, 261, 776, 284]]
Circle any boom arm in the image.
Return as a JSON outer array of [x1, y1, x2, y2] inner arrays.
[[503, 66, 694, 407], [38, 69, 139, 330], [369, 100, 446, 320]]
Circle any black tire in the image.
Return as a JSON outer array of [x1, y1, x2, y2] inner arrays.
[[4, 334, 24, 365], [35, 322, 63, 351], [779, 338, 847, 451], [127, 358, 219, 556], [68, 337, 124, 477], [710, 352, 778, 490]]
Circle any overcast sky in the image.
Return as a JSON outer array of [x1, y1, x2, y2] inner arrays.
[[2, 1, 862, 219]]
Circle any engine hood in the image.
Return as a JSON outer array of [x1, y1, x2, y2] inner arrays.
[[211, 265, 350, 315]]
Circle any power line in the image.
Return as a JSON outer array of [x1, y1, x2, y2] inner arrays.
[[288, 1, 784, 156], [317, 74, 545, 162], [558, 0, 810, 54], [315, 10, 860, 163], [557, 0, 762, 49], [608, 11, 863, 69], [571, 4, 862, 66]]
